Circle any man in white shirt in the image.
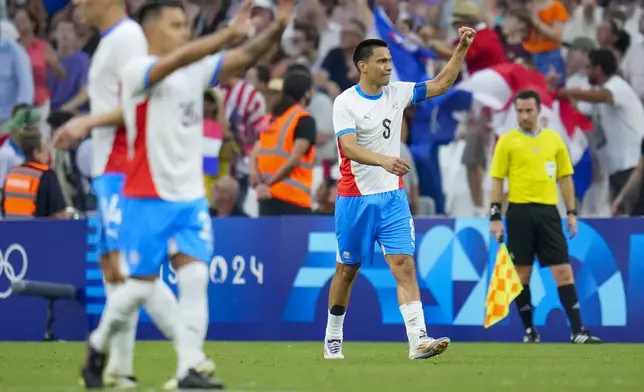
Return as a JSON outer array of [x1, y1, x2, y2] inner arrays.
[[324, 27, 475, 361], [558, 48, 644, 214]]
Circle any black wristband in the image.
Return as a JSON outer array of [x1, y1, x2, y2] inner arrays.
[[489, 203, 502, 221], [567, 209, 578, 216]]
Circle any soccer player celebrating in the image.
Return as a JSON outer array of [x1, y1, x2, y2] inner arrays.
[[69, 0, 174, 387], [74, 0, 295, 389], [325, 27, 476, 360]]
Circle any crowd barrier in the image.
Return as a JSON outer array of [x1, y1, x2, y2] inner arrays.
[[1, 217, 643, 342]]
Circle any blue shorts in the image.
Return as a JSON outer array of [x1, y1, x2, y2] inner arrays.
[[120, 197, 213, 277], [335, 189, 415, 265], [93, 173, 125, 255]]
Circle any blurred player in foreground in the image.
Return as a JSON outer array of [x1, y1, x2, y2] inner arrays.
[[324, 28, 476, 360], [57, 0, 295, 389], [70, 0, 161, 387]]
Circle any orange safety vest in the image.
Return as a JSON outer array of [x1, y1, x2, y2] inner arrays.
[[2, 162, 48, 219], [257, 105, 316, 208]]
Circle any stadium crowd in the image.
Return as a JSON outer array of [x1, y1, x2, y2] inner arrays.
[[1, 0, 644, 218]]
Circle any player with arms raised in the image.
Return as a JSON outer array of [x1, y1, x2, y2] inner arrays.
[[68, 0, 174, 387], [324, 27, 476, 360], [77, 0, 295, 389]]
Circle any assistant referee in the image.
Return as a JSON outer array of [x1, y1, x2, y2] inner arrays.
[[488, 90, 601, 344]]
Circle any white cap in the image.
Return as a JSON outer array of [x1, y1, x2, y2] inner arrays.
[[252, 0, 276, 14]]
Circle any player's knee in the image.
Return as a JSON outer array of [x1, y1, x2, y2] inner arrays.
[[550, 264, 574, 286], [388, 255, 416, 281], [334, 262, 359, 284]]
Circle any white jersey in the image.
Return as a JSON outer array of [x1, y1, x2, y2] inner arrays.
[[88, 18, 147, 177], [120, 54, 225, 201], [333, 82, 418, 196]]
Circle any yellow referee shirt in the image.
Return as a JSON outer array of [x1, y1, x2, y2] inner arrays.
[[490, 128, 574, 205]]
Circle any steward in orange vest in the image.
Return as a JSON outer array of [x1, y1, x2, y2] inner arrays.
[[1, 127, 67, 219], [253, 71, 316, 216]]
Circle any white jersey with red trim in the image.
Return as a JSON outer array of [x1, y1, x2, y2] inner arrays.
[[333, 82, 416, 197], [89, 18, 147, 177], [120, 54, 225, 201]]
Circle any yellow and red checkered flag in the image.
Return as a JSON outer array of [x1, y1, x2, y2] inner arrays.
[[484, 243, 523, 328]]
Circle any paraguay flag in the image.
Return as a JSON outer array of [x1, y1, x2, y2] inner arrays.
[[203, 119, 223, 176], [455, 63, 594, 200]]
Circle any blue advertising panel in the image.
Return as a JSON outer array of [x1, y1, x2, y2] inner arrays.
[[0, 220, 88, 341], [86, 217, 644, 343], [1, 217, 643, 342]]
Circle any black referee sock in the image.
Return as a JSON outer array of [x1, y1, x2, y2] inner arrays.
[[514, 285, 534, 329], [558, 284, 584, 335]]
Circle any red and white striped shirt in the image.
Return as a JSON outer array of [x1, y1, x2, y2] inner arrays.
[[220, 80, 266, 156]]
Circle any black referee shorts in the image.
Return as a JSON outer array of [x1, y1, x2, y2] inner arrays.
[[506, 203, 569, 267]]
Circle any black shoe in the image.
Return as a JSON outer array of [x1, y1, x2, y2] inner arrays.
[[523, 327, 541, 343], [81, 344, 106, 389], [572, 329, 602, 344], [177, 368, 225, 389]]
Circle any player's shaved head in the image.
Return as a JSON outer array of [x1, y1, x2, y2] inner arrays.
[[135, 0, 184, 25], [352, 39, 388, 71]]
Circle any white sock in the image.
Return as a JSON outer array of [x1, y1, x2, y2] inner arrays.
[[91, 280, 150, 356], [176, 262, 209, 378], [104, 282, 140, 377], [143, 280, 180, 340], [324, 310, 345, 340], [399, 301, 427, 348]]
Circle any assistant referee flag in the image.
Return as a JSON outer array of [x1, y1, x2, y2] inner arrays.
[[485, 244, 523, 328]]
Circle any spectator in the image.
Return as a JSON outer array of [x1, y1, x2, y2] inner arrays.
[[1, 126, 68, 219], [71, 5, 99, 56], [596, 18, 630, 64], [48, 110, 88, 211], [0, 35, 33, 127], [48, 19, 89, 113], [14, 7, 66, 136], [319, 18, 366, 94], [288, 20, 320, 69], [501, 8, 532, 64], [522, 0, 569, 86], [219, 63, 267, 209], [245, 64, 270, 96], [0, 106, 38, 185], [287, 63, 335, 177], [209, 175, 248, 217], [250, 0, 275, 34], [192, 0, 231, 37], [613, 0, 643, 46], [621, 12, 644, 101], [558, 49, 644, 214], [313, 177, 336, 215], [563, 0, 603, 44], [252, 70, 316, 216], [297, 0, 341, 73], [563, 37, 595, 116], [430, 1, 506, 77]]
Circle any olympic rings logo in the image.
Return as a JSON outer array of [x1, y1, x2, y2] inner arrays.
[[0, 244, 28, 299]]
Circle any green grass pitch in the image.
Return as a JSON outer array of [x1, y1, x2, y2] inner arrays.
[[0, 342, 642, 391]]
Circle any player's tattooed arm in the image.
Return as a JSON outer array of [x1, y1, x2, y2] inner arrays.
[[218, 0, 295, 81], [145, 0, 252, 87], [423, 26, 476, 99]]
